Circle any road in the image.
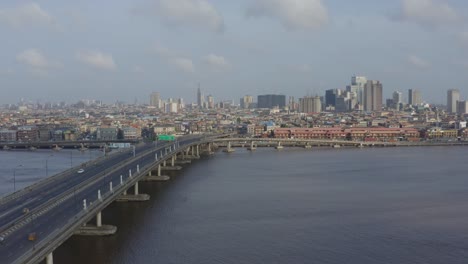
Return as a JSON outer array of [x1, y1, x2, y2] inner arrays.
[[0, 135, 205, 264]]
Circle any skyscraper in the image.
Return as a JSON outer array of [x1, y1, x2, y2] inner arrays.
[[299, 96, 321, 113], [257, 94, 286, 109], [392, 91, 402, 110], [197, 84, 203, 109], [408, 89, 422, 106], [363, 80, 383, 112], [150, 92, 161, 108], [207, 95, 215, 109], [240, 95, 254, 109], [447, 89, 460, 113], [347, 75, 367, 105]]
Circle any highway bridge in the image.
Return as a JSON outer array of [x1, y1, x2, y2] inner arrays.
[[2, 140, 139, 150], [1, 134, 466, 263], [0, 134, 221, 264]]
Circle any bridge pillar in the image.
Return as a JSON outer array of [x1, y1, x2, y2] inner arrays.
[[134, 181, 139, 195], [158, 164, 161, 176], [96, 211, 102, 227], [46, 252, 53, 264], [196, 145, 200, 157], [171, 156, 175, 166]]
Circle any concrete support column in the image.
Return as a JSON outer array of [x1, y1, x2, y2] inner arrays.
[[171, 156, 175, 166], [158, 164, 161, 176], [163, 160, 166, 167], [46, 252, 53, 264], [196, 145, 199, 157], [135, 181, 139, 195], [96, 211, 102, 227], [123, 189, 127, 195], [148, 170, 152, 176]]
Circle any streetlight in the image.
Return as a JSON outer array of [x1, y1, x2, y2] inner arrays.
[[45, 155, 54, 177], [13, 164, 23, 192]]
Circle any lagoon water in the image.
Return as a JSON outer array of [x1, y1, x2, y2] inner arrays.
[[3, 147, 468, 264]]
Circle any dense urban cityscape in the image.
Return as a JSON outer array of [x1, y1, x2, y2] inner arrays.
[[1, 75, 467, 145]]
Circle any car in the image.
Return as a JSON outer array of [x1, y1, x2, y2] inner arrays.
[[77, 169, 85, 174]]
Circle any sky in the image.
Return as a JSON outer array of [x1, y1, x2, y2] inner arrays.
[[1, 0, 468, 105]]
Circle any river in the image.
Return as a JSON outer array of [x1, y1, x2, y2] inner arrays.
[[3, 146, 468, 264]]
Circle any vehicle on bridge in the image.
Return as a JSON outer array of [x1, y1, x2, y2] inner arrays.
[[77, 169, 85, 174]]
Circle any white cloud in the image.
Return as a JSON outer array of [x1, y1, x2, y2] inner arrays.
[[170, 57, 195, 73], [203, 54, 230, 70], [246, 0, 328, 31], [135, 0, 224, 33], [408, 55, 430, 68], [17, 49, 61, 74], [398, 0, 460, 28], [76, 51, 117, 70], [0, 3, 58, 29]]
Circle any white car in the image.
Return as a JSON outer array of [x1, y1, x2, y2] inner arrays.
[[77, 169, 85, 174]]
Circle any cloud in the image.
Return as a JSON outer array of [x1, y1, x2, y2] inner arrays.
[[396, 0, 461, 28], [203, 54, 230, 70], [17, 49, 61, 74], [408, 55, 430, 68], [246, 0, 328, 31], [0, 3, 58, 29], [170, 57, 195, 73], [76, 51, 117, 70], [134, 0, 224, 33]]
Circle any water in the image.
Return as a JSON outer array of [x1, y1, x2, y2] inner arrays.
[[5, 147, 468, 263], [0, 149, 103, 197]]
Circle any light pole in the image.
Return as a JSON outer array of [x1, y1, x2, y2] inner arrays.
[[13, 164, 23, 192]]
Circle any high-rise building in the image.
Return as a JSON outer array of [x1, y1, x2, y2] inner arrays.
[[392, 91, 402, 110], [325, 89, 338, 107], [457, 100, 468, 115], [447, 89, 460, 113], [299, 96, 321, 113], [257, 94, 286, 109], [207, 95, 215, 109], [197, 84, 204, 109], [288, 96, 296, 111], [150, 92, 161, 108], [363, 80, 383, 112], [347, 75, 367, 105], [408, 89, 422, 106], [240, 95, 254, 109]]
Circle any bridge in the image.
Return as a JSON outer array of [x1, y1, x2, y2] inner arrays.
[[1, 134, 466, 263], [0, 134, 223, 264], [2, 140, 139, 150]]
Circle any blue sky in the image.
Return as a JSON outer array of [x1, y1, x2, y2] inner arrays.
[[0, 0, 467, 104]]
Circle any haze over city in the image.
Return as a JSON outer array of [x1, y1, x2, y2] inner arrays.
[[1, 0, 468, 104]]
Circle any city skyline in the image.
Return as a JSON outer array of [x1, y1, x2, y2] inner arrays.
[[1, 0, 468, 104]]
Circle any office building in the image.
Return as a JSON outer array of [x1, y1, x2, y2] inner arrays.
[[408, 89, 422, 106], [457, 100, 468, 115], [150, 92, 161, 108], [197, 85, 204, 109], [363, 80, 383, 112], [347, 75, 367, 104], [240, 95, 254, 109], [299, 96, 321, 113], [447, 89, 460, 113], [257, 94, 286, 109], [391, 91, 402, 110]]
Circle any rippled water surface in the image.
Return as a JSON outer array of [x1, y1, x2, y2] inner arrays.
[[4, 147, 468, 264]]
